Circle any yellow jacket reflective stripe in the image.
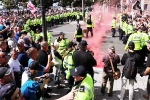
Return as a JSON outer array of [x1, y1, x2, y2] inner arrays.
[[74, 29, 84, 38], [86, 20, 94, 28]]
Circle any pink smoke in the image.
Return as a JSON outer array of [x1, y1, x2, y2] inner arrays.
[[82, 3, 113, 68]]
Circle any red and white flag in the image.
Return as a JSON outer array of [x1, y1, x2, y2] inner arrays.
[[27, 1, 37, 14]]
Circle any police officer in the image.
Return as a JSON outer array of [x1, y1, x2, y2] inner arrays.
[[55, 32, 69, 56], [86, 15, 94, 38], [70, 65, 94, 100], [125, 28, 143, 66], [74, 24, 84, 43], [76, 13, 80, 24], [63, 42, 75, 90], [123, 21, 133, 44], [111, 17, 116, 37], [34, 28, 52, 47]]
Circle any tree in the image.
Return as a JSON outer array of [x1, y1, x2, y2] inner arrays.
[[2, 0, 14, 10], [73, 0, 93, 7], [59, 0, 73, 7]]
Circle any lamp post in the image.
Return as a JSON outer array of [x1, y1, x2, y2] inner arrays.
[[120, 0, 123, 12], [40, 0, 47, 41], [82, 0, 85, 22]]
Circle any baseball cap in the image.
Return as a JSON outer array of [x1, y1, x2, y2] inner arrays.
[[0, 83, 17, 100], [29, 61, 43, 71], [70, 65, 87, 77], [21, 80, 41, 99], [0, 67, 12, 78], [79, 40, 88, 47], [108, 45, 115, 51], [59, 32, 65, 35], [128, 41, 135, 49]]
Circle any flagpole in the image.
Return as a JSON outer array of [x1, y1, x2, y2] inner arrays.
[[40, 0, 47, 41]]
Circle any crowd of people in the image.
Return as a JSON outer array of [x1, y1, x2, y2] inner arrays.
[[106, 11, 150, 100], [0, 7, 98, 100], [1, 4, 150, 100]]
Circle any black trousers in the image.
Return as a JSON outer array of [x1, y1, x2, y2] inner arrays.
[[76, 38, 82, 43], [77, 19, 79, 24], [111, 28, 116, 37], [86, 27, 93, 38], [119, 29, 124, 40]]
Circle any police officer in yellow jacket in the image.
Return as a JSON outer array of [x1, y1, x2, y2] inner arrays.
[[125, 28, 143, 66], [86, 15, 94, 38], [111, 17, 116, 37], [34, 28, 52, 47], [125, 28, 142, 52], [70, 65, 94, 100], [63, 42, 75, 89], [76, 13, 80, 24], [74, 24, 84, 43], [55, 32, 69, 56], [123, 21, 134, 44]]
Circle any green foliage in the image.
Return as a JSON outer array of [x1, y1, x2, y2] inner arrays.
[[2, 0, 14, 9]]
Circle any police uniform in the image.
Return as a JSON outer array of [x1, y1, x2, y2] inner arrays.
[[55, 33, 69, 56], [76, 13, 80, 24], [74, 25, 84, 43], [111, 17, 116, 37], [70, 65, 94, 100], [86, 16, 94, 38], [63, 43, 75, 88], [125, 28, 143, 66]]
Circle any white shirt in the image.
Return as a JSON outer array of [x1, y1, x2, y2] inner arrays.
[[21, 69, 29, 86], [8, 58, 21, 72], [51, 49, 62, 65]]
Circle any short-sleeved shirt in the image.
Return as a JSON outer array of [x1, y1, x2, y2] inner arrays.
[[21, 79, 41, 100], [17, 51, 29, 68]]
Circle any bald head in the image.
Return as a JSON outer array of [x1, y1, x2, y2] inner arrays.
[[40, 41, 48, 51]]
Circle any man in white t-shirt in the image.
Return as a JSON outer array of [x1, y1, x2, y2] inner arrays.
[[8, 49, 22, 87]]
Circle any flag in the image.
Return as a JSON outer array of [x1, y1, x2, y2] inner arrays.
[[133, 0, 141, 10], [27, 1, 37, 14]]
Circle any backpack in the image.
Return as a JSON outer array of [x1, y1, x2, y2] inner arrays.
[[123, 54, 136, 79], [87, 19, 92, 25]]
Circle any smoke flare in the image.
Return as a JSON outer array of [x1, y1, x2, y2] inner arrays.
[[83, 3, 114, 68]]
